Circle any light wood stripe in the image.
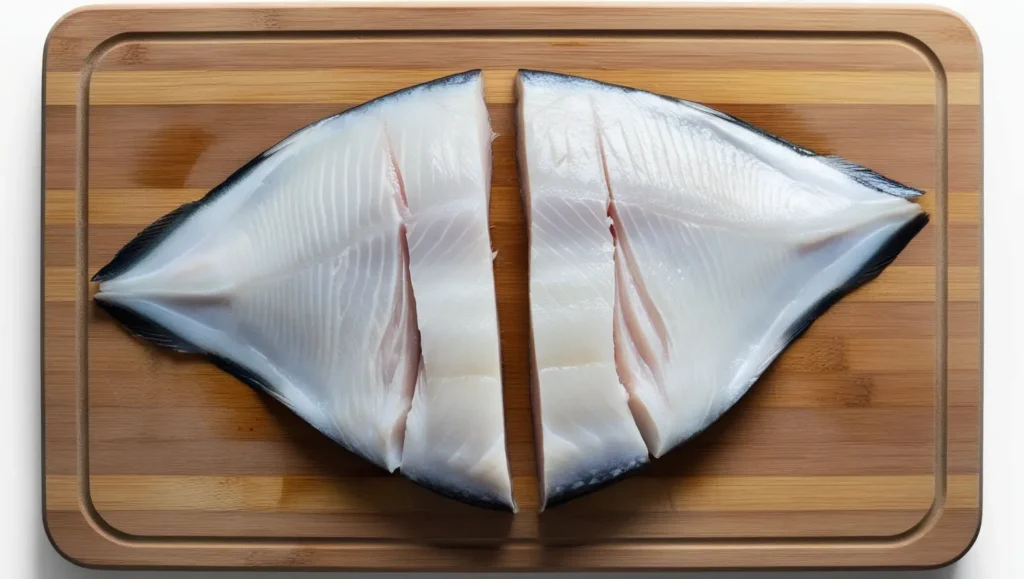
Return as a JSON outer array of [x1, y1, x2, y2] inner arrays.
[[44, 69, 981, 106], [41, 265, 980, 304], [41, 102, 981, 193], [845, 338, 977, 372], [45, 474, 977, 513], [44, 188, 981, 226], [77, 37, 935, 73], [849, 266, 979, 302]]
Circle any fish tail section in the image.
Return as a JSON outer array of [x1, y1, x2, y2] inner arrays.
[[91, 201, 202, 283], [846, 211, 931, 284], [782, 210, 931, 346]]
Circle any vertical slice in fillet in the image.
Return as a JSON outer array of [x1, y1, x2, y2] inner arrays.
[[515, 70, 928, 505], [382, 73, 515, 511], [515, 73, 650, 510], [92, 71, 515, 511]]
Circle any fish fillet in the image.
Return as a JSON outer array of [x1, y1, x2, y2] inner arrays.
[[92, 71, 516, 511], [515, 76, 650, 508], [515, 70, 928, 507]]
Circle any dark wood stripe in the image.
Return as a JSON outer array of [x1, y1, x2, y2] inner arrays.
[[93, 509, 926, 540], [97, 509, 538, 540], [53, 37, 937, 73], [69, 405, 948, 446], [41, 104, 981, 192], [47, 366, 979, 410], [75, 406, 971, 477], [534, 509, 928, 539], [81, 439, 941, 477]]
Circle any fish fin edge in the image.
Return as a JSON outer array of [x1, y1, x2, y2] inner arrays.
[[819, 155, 926, 199], [91, 144, 276, 284], [90, 201, 202, 283], [93, 296, 296, 418], [93, 298, 201, 354], [711, 210, 930, 447], [779, 210, 931, 369]]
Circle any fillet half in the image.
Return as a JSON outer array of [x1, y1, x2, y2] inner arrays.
[[92, 71, 515, 512], [515, 70, 929, 508]]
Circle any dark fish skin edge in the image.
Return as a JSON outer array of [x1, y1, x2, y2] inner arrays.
[[92, 69, 483, 284], [543, 457, 650, 510], [405, 476, 517, 513]]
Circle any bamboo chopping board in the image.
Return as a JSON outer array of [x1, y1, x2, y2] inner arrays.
[[41, 3, 982, 571]]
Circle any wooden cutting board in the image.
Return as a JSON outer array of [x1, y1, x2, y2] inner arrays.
[[41, 3, 982, 571]]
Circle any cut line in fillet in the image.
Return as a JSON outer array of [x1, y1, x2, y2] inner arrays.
[[92, 70, 515, 512], [515, 72, 651, 511], [515, 69, 929, 507]]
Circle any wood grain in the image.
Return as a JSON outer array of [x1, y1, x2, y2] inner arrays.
[[45, 68, 981, 106], [41, 4, 982, 571], [42, 104, 982, 190]]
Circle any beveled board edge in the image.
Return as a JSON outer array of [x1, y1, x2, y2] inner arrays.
[[40, 2, 983, 571]]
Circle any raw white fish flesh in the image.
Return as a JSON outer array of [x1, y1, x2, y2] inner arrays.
[[92, 71, 516, 511], [515, 70, 928, 508]]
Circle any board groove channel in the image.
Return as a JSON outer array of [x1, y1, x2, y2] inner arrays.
[[41, 3, 981, 571]]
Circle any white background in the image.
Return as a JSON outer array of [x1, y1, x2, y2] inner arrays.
[[3, 0, 1020, 577]]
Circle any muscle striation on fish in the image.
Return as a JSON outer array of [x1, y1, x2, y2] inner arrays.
[[92, 71, 516, 512], [515, 70, 928, 509]]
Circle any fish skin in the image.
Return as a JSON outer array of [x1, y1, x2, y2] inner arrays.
[[515, 69, 928, 506], [92, 71, 515, 511]]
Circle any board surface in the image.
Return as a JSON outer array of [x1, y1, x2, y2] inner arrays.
[[41, 3, 982, 571]]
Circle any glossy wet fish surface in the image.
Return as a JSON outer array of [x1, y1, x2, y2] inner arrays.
[[94, 68, 928, 514], [92, 71, 517, 512], [515, 70, 927, 509]]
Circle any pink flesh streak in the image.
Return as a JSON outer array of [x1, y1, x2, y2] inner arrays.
[[377, 150, 423, 469], [598, 113, 671, 454], [610, 212, 670, 453]]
